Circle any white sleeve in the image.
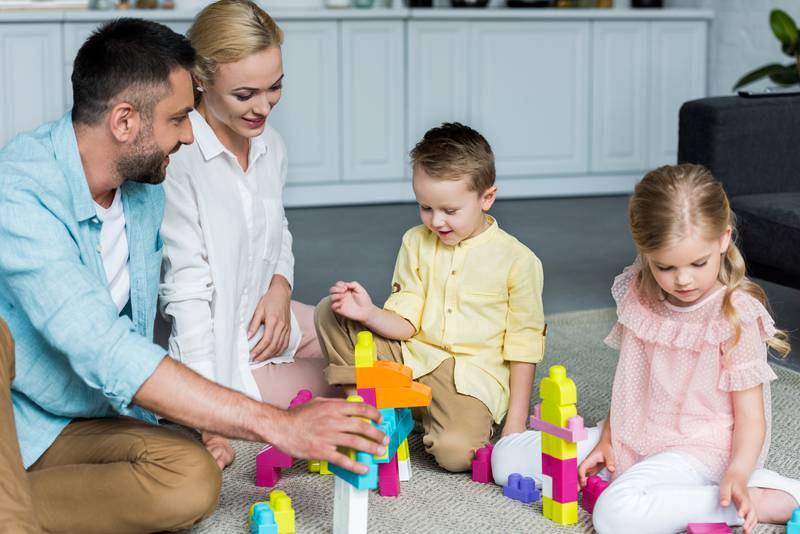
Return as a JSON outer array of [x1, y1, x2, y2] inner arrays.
[[159, 165, 217, 381], [272, 130, 294, 288]]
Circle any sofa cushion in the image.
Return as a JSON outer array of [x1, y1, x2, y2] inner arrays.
[[731, 193, 800, 278]]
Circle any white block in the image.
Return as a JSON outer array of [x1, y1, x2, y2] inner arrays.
[[542, 474, 553, 499], [333, 476, 369, 534], [398, 458, 411, 482]]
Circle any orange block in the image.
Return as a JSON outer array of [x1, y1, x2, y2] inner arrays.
[[375, 382, 432, 409], [355, 361, 412, 389]]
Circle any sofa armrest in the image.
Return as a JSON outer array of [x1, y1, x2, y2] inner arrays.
[[678, 95, 800, 196]]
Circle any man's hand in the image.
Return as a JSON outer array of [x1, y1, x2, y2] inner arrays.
[[268, 397, 389, 474], [329, 281, 375, 323], [201, 431, 236, 470]]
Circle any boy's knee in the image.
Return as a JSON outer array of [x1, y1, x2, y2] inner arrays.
[[314, 296, 334, 330], [426, 430, 480, 473]]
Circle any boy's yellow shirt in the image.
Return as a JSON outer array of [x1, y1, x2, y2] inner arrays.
[[383, 216, 545, 423]]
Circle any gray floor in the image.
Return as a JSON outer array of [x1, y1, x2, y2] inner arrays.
[[287, 195, 800, 370]]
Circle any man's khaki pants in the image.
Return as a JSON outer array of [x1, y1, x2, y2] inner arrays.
[[0, 319, 222, 533], [314, 296, 495, 472]]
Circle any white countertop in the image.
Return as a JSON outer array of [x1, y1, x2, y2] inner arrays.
[[0, 6, 714, 22]]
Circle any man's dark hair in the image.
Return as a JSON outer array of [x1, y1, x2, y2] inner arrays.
[[71, 18, 196, 125]]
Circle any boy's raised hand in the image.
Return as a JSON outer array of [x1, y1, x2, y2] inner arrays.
[[329, 281, 375, 322]]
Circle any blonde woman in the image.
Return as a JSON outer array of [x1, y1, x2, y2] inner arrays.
[[159, 0, 337, 469]]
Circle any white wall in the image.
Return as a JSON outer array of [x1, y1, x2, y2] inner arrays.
[[668, 0, 799, 95]]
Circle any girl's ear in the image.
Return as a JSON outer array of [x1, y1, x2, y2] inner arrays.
[[720, 225, 733, 253], [480, 185, 497, 212]]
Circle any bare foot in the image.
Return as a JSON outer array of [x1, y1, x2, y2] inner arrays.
[[749, 486, 798, 524]]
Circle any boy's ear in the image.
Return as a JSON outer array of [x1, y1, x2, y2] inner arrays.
[[480, 185, 497, 211]]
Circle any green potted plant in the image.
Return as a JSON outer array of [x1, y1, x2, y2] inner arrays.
[[733, 9, 800, 90]]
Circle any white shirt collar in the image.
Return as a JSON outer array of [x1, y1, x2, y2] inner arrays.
[[189, 109, 268, 166]]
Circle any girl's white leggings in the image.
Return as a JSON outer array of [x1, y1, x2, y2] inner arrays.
[[491, 428, 745, 534]]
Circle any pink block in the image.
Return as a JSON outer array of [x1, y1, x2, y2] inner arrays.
[[289, 389, 313, 408], [581, 475, 610, 514], [357, 387, 377, 408], [529, 404, 588, 443], [255, 445, 294, 487], [686, 523, 732, 534], [378, 453, 400, 497], [471, 444, 494, 484], [541, 453, 577, 503]]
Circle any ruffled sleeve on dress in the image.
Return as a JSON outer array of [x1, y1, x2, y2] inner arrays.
[[604, 259, 642, 350], [718, 294, 778, 392]]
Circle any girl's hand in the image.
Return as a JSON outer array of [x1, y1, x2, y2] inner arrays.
[[329, 281, 375, 323], [249, 279, 292, 363], [201, 431, 236, 470], [578, 438, 616, 488], [720, 468, 757, 533]]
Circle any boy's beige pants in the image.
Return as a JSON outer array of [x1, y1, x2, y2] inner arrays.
[[0, 318, 221, 534], [315, 296, 495, 472]]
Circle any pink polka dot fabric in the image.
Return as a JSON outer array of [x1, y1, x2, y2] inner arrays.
[[605, 260, 778, 481]]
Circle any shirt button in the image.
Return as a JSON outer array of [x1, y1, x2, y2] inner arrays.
[[447, 308, 452, 314], [451, 270, 456, 275], [96, 245, 102, 253]]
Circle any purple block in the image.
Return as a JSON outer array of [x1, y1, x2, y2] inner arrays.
[[378, 453, 400, 497], [471, 444, 494, 484], [581, 475, 610, 514], [686, 524, 732, 534], [255, 445, 294, 487], [541, 453, 577, 503], [503, 473, 540, 503], [357, 387, 377, 408]]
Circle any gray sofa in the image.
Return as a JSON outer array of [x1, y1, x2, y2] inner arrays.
[[678, 95, 800, 290]]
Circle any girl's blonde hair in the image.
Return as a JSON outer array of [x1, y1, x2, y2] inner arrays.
[[629, 164, 790, 357], [187, 0, 283, 103]]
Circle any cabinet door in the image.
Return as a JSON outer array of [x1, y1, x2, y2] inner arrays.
[[0, 24, 64, 148], [341, 20, 405, 182], [269, 22, 339, 184], [407, 21, 469, 156], [648, 21, 707, 167], [591, 22, 649, 173], [470, 22, 589, 177]]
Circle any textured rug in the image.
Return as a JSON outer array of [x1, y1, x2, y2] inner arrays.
[[181, 308, 799, 534]]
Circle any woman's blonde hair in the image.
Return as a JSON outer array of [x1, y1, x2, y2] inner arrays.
[[187, 0, 283, 103], [629, 164, 790, 357]]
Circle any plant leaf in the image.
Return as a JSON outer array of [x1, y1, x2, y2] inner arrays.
[[770, 9, 799, 54], [733, 63, 788, 89], [768, 63, 800, 85]]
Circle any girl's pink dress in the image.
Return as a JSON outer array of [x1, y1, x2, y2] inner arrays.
[[605, 261, 778, 480]]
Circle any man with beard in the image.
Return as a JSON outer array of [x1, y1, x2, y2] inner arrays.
[[0, 18, 386, 534]]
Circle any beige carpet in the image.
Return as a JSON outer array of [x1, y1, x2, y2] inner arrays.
[[182, 308, 799, 534]]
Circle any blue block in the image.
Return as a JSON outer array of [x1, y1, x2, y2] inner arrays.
[[330, 448, 378, 490], [503, 473, 541, 504], [251, 503, 279, 534], [788, 507, 800, 534], [375, 408, 413, 464]]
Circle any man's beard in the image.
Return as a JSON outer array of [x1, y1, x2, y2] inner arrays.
[[117, 125, 173, 185]]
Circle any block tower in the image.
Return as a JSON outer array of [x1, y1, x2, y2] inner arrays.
[[529, 365, 587, 525]]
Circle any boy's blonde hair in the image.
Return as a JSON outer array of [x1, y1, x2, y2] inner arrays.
[[410, 122, 495, 193], [187, 0, 283, 103], [629, 164, 790, 357]]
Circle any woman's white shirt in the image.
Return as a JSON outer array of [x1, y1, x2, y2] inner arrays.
[[159, 110, 300, 401]]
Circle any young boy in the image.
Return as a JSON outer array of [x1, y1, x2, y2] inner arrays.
[[314, 123, 545, 472]]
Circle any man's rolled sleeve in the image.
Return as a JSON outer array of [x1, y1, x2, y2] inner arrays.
[[502, 252, 546, 363], [383, 231, 425, 332]]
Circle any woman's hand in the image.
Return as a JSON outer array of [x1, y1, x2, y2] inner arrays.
[[578, 437, 616, 488], [329, 281, 375, 323], [201, 431, 236, 470], [720, 468, 757, 533], [249, 276, 292, 363]]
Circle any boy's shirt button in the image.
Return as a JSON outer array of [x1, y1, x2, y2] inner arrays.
[[447, 308, 452, 314], [451, 270, 456, 275]]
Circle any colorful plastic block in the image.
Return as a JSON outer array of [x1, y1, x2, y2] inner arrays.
[[269, 490, 295, 534], [255, 445, 293, 487], [320, 461, 332, 475], [541, 432, 578, 461], [788, 507, 800, 534], [471, 444, 494, 484], [581, 475, 609, 514], [356, 361, 412, 388], [356, 387, 377, 407], [530, 404, 588, 443], [288, 389, 312, 408], [541, 454, 577, 503], [329, 395, 379, 490], [542, 497, 578, 525], [249, 502, 278, 534], [378, 454, 400, 496], [397, 438, 411, 481], [374, 407, 413, 463], [308, 459, 321, 473], [686, 523, 732, 533], [503, 473, 540, 503], [333, 475, 368, 534], [375, 382, 432, 409], [354, 331, 376, 368]]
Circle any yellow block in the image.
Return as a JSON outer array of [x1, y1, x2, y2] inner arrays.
[[540, 365, 577, 407], [541, 401, 577, 428], [542, 497, 578, 525], [397, 438, 410, 462], [542, 433, 577, 460], [319, 461, 332, 475], [354, 331, 376, 368], [269, 489, 296, 534], [308, 460, 320, 473]]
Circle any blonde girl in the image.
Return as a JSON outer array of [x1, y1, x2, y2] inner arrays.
[[159, 0, 336, 470], [491, 164, 797, 534]]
